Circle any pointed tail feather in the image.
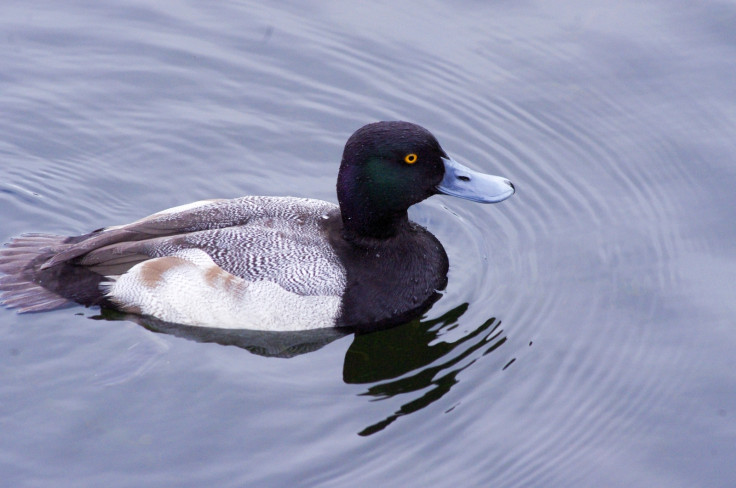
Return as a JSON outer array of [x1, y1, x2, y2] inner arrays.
[[0, 234, 75, 312]]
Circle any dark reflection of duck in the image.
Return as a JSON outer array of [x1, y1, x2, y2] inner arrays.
[[99, 303, 508, 436], [344, 304, 507, 436], [96, 309, 351, 358]]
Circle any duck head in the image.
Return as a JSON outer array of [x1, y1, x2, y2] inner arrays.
[[337, 121, 514, 239]]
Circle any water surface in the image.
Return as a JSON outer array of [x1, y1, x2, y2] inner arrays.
[[1, 1, 735, 487]]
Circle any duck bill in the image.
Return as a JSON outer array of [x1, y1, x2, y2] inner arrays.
[[436, 156, 515, 203]]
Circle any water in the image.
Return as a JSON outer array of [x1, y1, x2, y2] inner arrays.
[[2, 1, 735, 486]]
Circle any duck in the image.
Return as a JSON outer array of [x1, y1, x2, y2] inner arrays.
[[0, 121, 514, 332]]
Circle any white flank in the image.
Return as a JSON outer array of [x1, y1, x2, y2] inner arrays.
[[104, 249, 341, 331]]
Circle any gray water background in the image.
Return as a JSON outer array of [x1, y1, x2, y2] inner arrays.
[[1, 1, 735, 487]]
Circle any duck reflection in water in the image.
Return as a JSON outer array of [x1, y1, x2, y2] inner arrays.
[[99, 302, 508, 436]]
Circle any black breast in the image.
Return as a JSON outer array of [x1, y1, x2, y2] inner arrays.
[[323, 211, 449, 332]]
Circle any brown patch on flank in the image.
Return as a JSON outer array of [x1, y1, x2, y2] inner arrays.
[[204, 265, 240, 291], [138, 257, 188, 289]]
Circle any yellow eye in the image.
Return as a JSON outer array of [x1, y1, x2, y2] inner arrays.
[[404, 153, 418, 164]]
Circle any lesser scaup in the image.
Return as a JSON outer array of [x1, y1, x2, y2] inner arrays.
[[0, 121, 514, 332]]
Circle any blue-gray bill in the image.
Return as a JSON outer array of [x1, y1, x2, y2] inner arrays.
[[437, 156, 515, 203]]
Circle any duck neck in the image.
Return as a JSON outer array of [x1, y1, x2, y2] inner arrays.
[[337, 161, 413, 240], [339, 203, 409, 240]]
